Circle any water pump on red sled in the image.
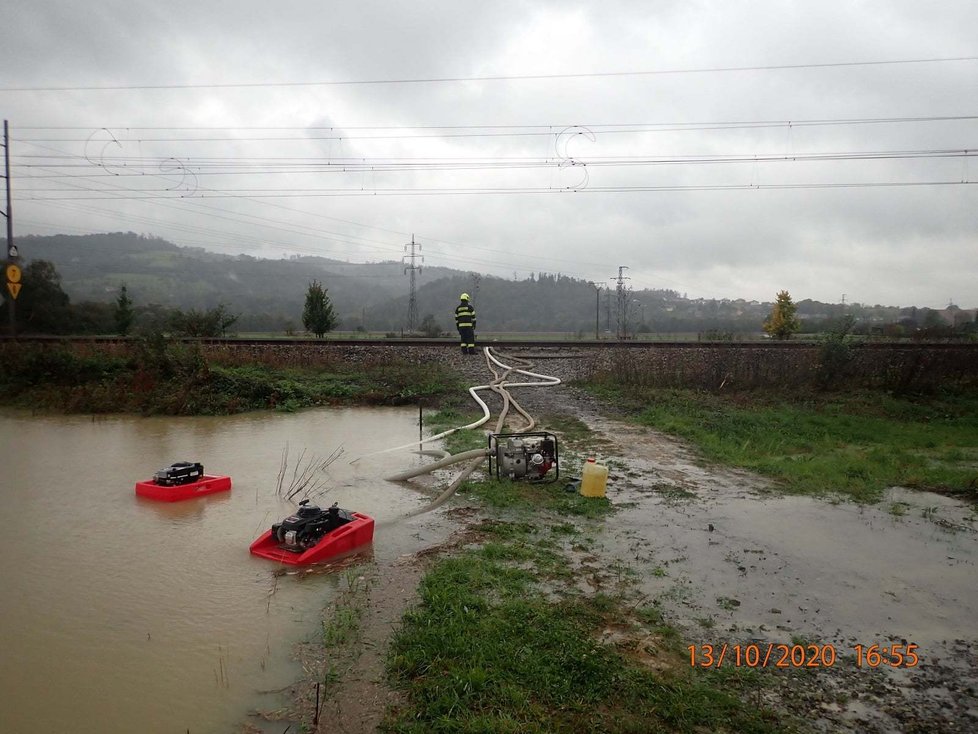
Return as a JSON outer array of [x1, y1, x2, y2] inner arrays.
[[271, 499, 355, 552]]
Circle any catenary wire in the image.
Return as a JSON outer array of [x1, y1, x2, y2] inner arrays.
[[2, 55, 976, 92]]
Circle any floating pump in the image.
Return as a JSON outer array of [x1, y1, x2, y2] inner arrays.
[[488, 432, 559, 483]]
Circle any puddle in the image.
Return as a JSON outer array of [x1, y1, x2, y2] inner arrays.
[[580, 415, 976, 644]]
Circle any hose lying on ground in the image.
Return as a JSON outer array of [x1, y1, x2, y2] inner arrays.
[[390, 347, 562, 517], [351, 346, 563, 466], [402, 455, 486, 518]]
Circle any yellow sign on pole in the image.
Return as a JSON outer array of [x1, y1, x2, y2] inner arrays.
[[6, 281, 20, 299], [5, 264, 20, 283]]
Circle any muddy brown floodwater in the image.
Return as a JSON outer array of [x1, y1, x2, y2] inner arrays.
[[0, 407, 458, 734]]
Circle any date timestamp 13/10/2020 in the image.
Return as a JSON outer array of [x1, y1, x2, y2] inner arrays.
[[688, 643, 920, 669]]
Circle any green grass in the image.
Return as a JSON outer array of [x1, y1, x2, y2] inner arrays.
[[459, 477, 614, 518], [888, 502, 911, 517], [384, 544, 783, 733], [319, 569, 372, 695], [584, 385, 978, 502], [423, 408, 490, 454]]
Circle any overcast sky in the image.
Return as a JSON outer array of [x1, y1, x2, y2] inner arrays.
[[3, 1, 976, 308]]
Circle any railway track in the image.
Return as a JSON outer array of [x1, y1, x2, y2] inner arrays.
[[3, 334, 977, 350]]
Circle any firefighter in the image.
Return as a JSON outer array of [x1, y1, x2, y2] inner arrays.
[[455, 292, 477, 354]]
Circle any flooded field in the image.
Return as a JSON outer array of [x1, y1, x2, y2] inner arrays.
[[0, 407, 454, 734]]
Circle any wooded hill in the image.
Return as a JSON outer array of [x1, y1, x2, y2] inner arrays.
[[13, 232, 920, 334]]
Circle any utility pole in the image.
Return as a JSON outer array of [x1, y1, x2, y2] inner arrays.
[[596, 286, 601, 340], [2, 120, 18, 336], [402, 235, 423, 332], [611, 265, 630, 340], [589, 282, 600, 340], [604, 289, 611, 333]]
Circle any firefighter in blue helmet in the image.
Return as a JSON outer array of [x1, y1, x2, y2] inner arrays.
[[455, 293, 477, 354]]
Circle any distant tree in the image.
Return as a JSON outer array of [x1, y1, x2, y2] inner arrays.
[[115, 284, 134, 335], [419, 313, 442, 337], [959, 313, 978, 339], [763, 290, 801, 340], [70, 301, 115, 334], [919, 309, 953, 340], [2, 259, 72, 333], [882, 323, 906, 339], [921, 310, 945, 330], [132, 303, 173, 335], [169, 303, 239, 337], [815, 314, 856, 390], [213, 304, 238, 337], [302, 280, 336, 338]]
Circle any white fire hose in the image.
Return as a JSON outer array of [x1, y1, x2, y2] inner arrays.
[[365, 347, 561, 516]]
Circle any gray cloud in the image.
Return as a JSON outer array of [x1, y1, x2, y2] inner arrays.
[[3, 0, 976, 308]]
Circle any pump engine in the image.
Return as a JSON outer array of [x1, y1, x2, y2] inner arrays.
[[153, 461, 204, 486], [488, 432, 559, 483], [272, 500, 354, 551]]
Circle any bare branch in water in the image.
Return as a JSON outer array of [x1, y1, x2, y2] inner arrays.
[[275, 444, 345, 503]]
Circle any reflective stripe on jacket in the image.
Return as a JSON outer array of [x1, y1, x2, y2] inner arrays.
[[455, 302, 476, 328]]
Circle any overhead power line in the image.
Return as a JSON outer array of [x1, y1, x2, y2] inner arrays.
[[20, 180, 976, 200], [18, 156, 606, 275], [12, 122, 975, 290], [15, 115, 978, 131], [1, 56, 976, 93], [14, 115, 978, 142], [14, 148, 977, 183]]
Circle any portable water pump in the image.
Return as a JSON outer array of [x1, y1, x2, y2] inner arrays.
[[488, 432, 559, 483], [153, 461, 204, 486], [272, 500, 354, 551]]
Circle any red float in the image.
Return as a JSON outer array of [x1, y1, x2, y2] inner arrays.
[[135, 475, 232, 502], [250, 508, 374, 565]]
